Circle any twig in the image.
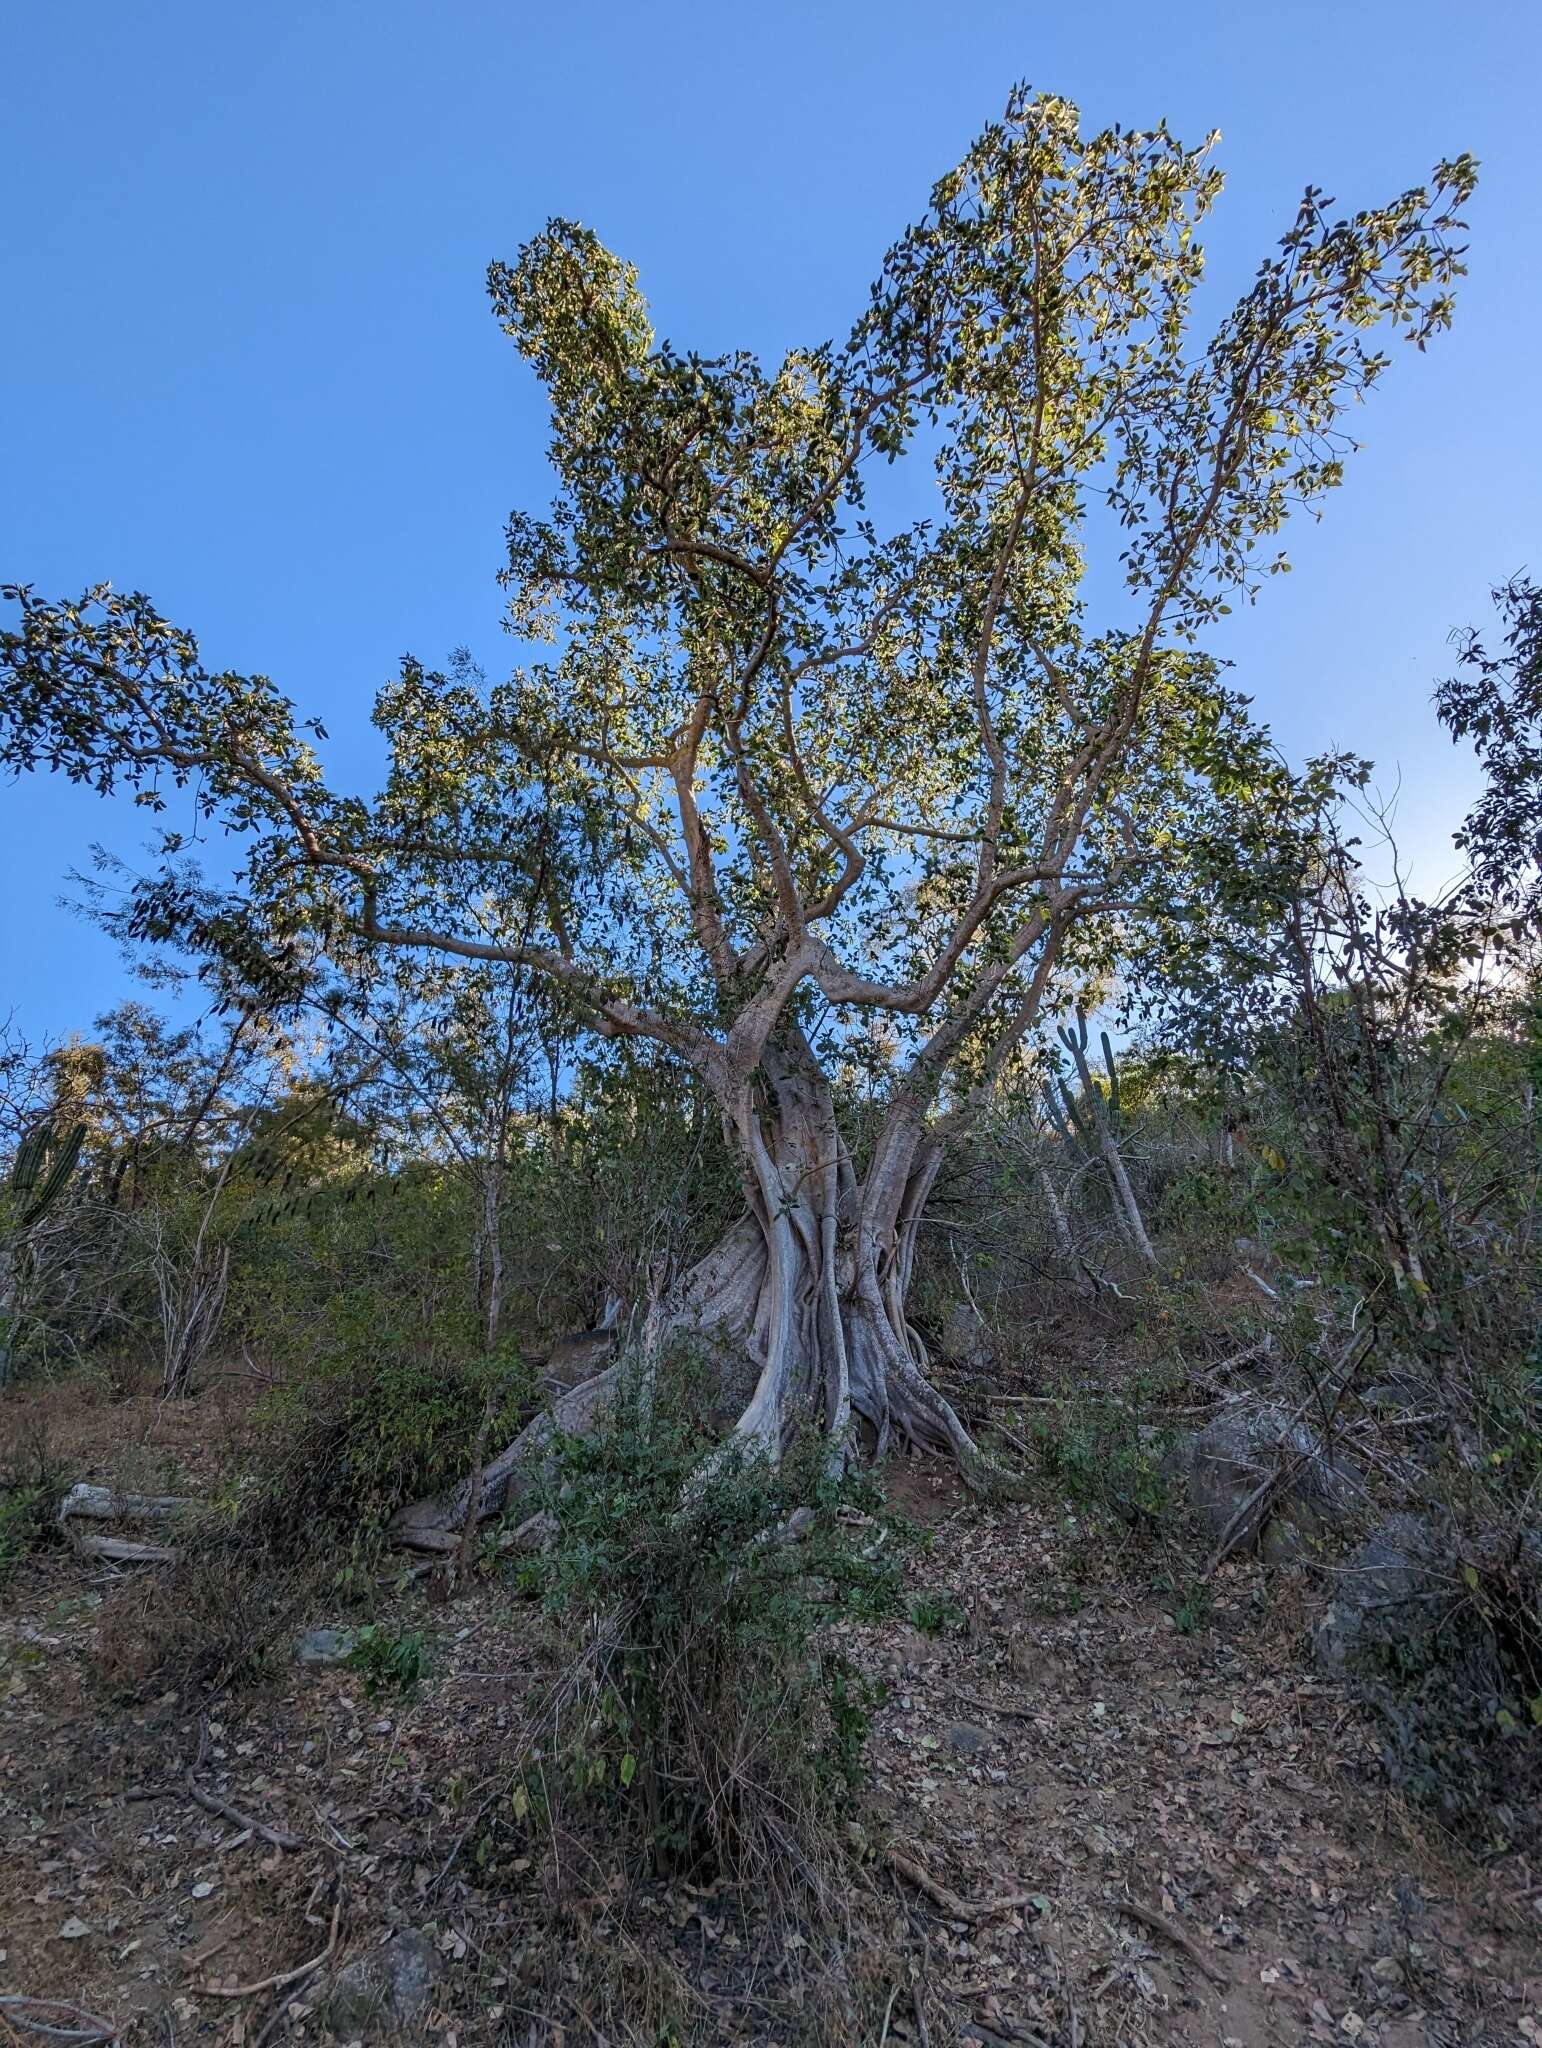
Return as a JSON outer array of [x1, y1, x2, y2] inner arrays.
[[887, 1846, 1036, 1923], [185, 1773, 307, 1851], [951, 1687, 1035, 1722], [1117, 1896, 1228, 1986], [0, 1999, 120, 2044], [877, 1984, 900, 2047], [197, 1895, 341, 1998]]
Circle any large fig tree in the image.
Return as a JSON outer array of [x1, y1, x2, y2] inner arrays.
[[1, 90, 1474, 1533]]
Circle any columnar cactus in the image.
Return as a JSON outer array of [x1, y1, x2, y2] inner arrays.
[[10, 1120, 86, 1228], [1042, 1009, 1158, 1267], [2, 1119, 86, 1385]]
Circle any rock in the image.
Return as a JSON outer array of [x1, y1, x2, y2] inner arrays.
[[327, 1929, 437, 2036], [938, 1300, 996, 1367], [1187, 1405, 1363, 1556], [1361, 1377, 1423, 1415], [543, 1326, 616, 1387], [1312, 1515, 1451, 1677], [945, 1721, 992, 1755], [498, 1509, 559, 1553], [296, 1626, 358, 1667]]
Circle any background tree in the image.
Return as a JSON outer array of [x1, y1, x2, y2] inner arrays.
[[1437, 572, 1542, 916], [0, 89, 1476, 1520]]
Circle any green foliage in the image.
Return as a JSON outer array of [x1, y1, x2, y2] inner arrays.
[[345, 1622, 430, 1698], [906, 1589, 966, 1637], [1168, 1578, 1214, 1636], [0, 1484, 50, 1589], [253, 1339, 532, 1562], [519, 1355, 887, 1883], [0, 100, 1476, 1155], [1030, 1397, 1173, 1528]]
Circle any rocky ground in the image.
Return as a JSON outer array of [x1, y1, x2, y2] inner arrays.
[[2, 1378, 1539, 2048]]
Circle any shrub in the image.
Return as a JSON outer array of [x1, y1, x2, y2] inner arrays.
[[1030, 1393, 1175, 1529], [0, 1483, 50, 1589], [247, 1341, 534, 1571], [90, 1535, 312, 1702], [513, 1349, 888, 1894], [345, 1621, 430, 1698], [1336, 1511, 1542, 1853], [0, 1424, 66, 1589]]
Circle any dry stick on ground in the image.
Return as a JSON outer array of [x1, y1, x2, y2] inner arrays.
[[0, 1999, 121, 2045], [886, 1846, 1036, 1923], [197, 1894, 342, 1999], [1117, 1896, 1229, 1987], [185, 1772, 307, 1852], [951, 1688, 1036, 1722]]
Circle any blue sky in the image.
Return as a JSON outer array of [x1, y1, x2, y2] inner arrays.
[[3, 0, 1537, 1046]]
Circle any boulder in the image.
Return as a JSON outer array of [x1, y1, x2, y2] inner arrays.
[[1187, 1404, 1363, 1557], [1312, 1514, 1452, 1677], [327, 1929, 437, 2037], [296, 1626, 357, 1667]]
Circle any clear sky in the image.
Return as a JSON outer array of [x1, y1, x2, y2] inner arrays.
[[3, 0, 1537, 1046]]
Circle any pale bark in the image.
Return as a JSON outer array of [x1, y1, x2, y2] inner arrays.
[[390, 1037, 980, 1549]]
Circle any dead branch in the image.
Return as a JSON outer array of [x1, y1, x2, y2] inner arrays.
[[197, 1895, 341, 1998], [185, 1773, 307, 1852], [887, 1846, 1037, 1923], [57, 1482, 190, 1563], [1117, 1895, 1229, 1986], [950, 1688, 1036, 1722], [0, 1998, 120, 2045]]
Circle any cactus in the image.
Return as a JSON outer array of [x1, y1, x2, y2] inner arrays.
[[2, 1120, 85, 1386], [10, 1120, 86, 1228], [1042, 1009, 1157, 1268]]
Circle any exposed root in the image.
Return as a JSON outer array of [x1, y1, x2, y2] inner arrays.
[[886, 1846, 1038, 1924], [1116, 1895, 1229, 1986], [0, 1996, 122, 2044], [197, 1895, 342, 1999]]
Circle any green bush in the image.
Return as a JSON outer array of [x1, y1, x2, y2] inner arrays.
[[513, 1350, 888, 1889], [249, 1341, 534, 1566], [346, 1621, 430, 1698], [0, 1483, 50, 1589], [1030, 1395, 1174, 1528]]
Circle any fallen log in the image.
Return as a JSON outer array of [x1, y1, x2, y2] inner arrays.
[[57, 1482, 192, 1563]]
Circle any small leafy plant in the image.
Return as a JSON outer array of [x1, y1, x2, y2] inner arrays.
[[345, 1622, 430, 1698]]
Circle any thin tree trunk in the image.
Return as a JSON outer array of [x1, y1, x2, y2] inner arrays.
[[1099, 1129, 1158, 1268], [480, 1158, 504, 1351]]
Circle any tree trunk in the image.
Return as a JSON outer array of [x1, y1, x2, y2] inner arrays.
[[1099, 1129, 1158, 1268], [479, 1157, 504, 1352], [390, 1038, 980, 1549]]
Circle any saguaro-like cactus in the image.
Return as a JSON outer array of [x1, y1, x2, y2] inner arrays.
[[1042, 1010, 1158, 1268], [10, 1121, 85, 1227], [2, 1119, 86, 1384]]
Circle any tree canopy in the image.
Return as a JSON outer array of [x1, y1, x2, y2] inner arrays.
[[2, 90, 1476, 1117]]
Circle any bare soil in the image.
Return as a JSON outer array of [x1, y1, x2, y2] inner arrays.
[[2, 1376, 1538, 2047]]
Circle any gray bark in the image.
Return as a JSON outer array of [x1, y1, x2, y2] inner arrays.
[[390, 1040, 979, 1549]]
